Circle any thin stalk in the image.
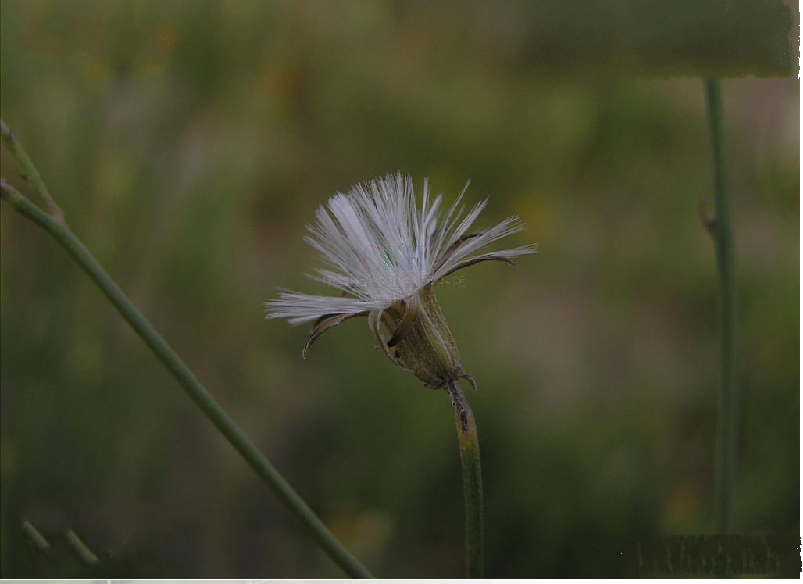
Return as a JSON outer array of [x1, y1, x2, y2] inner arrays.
[[447, 381, 483, 578], [1, 119, 64, 221], [703, 76, 738, 535], [0, 176, 372, 578]]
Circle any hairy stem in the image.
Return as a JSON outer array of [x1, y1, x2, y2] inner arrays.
[[0, 154, 372, 578], [447, 381, 484, 578], [703, 76, 738, 535]]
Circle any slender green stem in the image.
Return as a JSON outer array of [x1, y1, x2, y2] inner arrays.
[[1, 119, 64, 221], [64, 529, 100, 565], [0, 180, 372, 578], [703, 76, 738, 536], [447, 381, 483, 578]]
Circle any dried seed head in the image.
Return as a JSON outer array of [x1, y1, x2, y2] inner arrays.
[[265, 173, 534, 390]]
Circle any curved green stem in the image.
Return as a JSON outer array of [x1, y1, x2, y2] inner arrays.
[[447, 381, 483, 578], [0, 126, 372, 578], [703, 77, 738, 536]]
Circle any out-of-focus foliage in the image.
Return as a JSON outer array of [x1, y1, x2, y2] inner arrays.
[[0, 0, 798, 578]]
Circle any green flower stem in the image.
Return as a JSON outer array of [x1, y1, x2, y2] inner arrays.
[[447, 381, 483, 578], [703, 77, 738, 536], [0, 182, 372, 578], [1, 119, 64, 221]]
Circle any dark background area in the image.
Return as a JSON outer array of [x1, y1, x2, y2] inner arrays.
[[0, 0, 798, 577]]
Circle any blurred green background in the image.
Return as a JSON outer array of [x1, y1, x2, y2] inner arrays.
[[0, 0, 798, 578]]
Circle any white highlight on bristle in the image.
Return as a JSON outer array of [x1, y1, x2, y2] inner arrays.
[[265, 173, 537, 324]]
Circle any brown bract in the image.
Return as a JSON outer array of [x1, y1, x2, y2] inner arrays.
[[301, 230, 521, 391]]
